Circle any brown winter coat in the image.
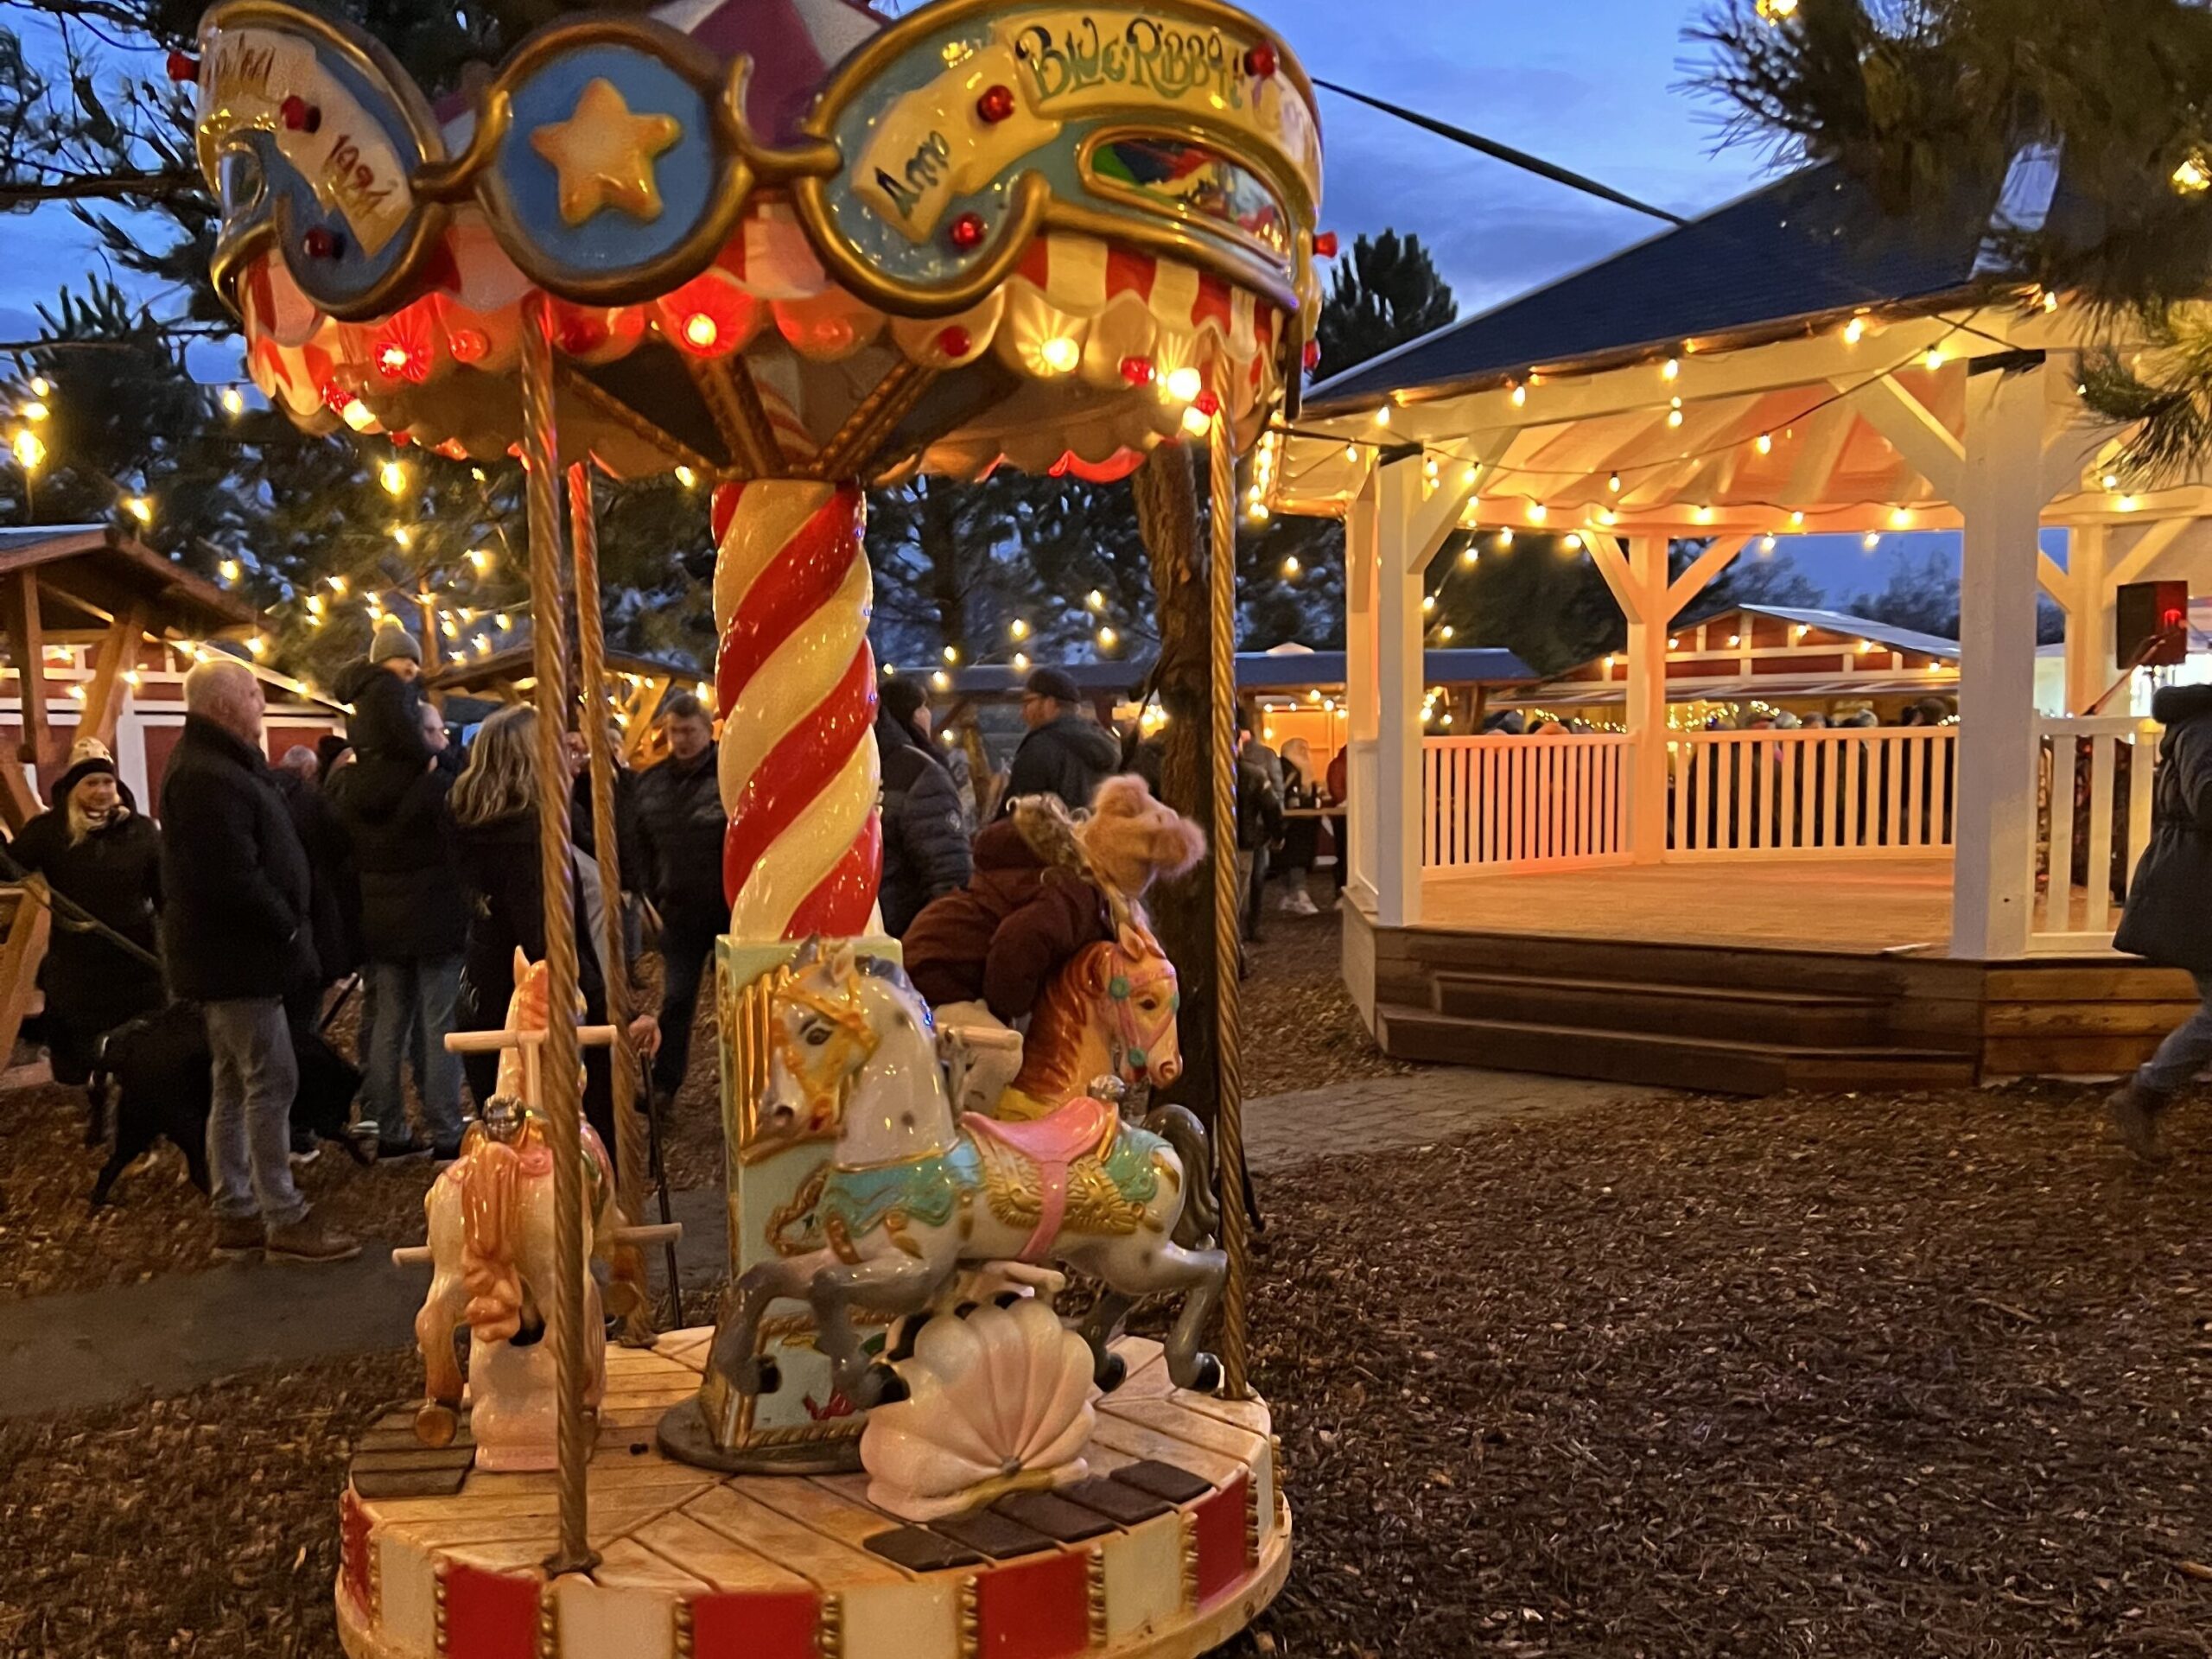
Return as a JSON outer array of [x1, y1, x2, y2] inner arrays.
[[902, 799, 1113, 1021]]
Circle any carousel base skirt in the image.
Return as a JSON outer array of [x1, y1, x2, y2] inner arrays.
[[335, 1329, 1287, 1659]]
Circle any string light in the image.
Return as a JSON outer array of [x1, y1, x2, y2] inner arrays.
[[1662, 357, 1680, 382], [1496, 528, 1514, 549], [29, 376, 48, 397], [2175, 155, 2211, 194], [1607, 473, 1622, 493], [474, 632, 493, 655], [1563, 532, 1584, 550], [124, 494, 152, 525], [391, 524, 414, 550], [1694, 505, 1715, 524], [1597, 508, 1619, 526], [1422, 594, 1437, 613], [1890, 508, 1913, 529], [10, 429, 43, 471], [1096, 626, 1119, 650], [1282, 555, 1300, 577], [942, 644, 959, 663], [931, 669, 950, 690], [1789, 511, 1806, 527], [247, 634, 268, 658], [1923, 347, 1947, 372], [673, 465, 697, 488], [1755, 432, 1773, 454], [20, 399, 48, 423], [1525, 502, 1547, 524], [1180, 404, 1213, 436], [1008, 618, 1030, 640], [1760, 535, 1777, 553], [2118, 494, 2142, 512], [1085, 589, 1104, 612], [307, 594, 326, 619], [379, 460, 408, 496], [1666, 404, 1683, 429], [1438, 624, 1455, 639], [1862, 531, 1880, 550], [1344, 443, 1359, 464], [1372, 405, 1391, 428], [220, 387, 245, 416], [1509, 382, 1527, 407], [1459, 544, 1479, 566], [495, 612, 514, 632], [467, 548, 492, 574], [1248, 500, 1271, 522], [219, 558, 241, 582]]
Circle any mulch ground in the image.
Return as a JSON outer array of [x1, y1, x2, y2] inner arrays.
[[8, 1077, 2211, 1656], [0, 896, 1398, 1298]]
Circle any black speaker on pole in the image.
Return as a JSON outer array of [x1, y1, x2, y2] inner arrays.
[[2116, 580, 2190, 669]]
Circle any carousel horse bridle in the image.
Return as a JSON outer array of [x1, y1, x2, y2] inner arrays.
[[769, 956, 882, 1130]]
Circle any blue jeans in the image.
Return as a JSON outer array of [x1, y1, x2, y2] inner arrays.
[[366, 956, 465, 1143], [2139, 972, 2212, 1096], [204, 997, 306, 1229]]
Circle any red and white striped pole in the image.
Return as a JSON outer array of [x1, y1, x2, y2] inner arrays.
[[709, 480, 881, 940]]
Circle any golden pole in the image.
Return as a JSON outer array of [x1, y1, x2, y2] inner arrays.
[[521, 297, 594, 1574], [568, 461, 654, 1340], [1207, 411, 1253, 1401]]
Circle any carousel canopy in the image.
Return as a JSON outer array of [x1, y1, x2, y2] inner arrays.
[[193, 0, 1324, 485]]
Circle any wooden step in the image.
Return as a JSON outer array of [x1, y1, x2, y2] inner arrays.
[[1432, 969, 1899, 1047], [1387, 926, 1946, 999], [1376, 1005, 1980, 1096]]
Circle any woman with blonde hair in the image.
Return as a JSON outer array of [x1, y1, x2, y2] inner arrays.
[[7, 740, 164, 1087], [450, 705, 658, 1157]]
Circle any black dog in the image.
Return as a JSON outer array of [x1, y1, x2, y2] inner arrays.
[[89, 1003, 368, 1207]]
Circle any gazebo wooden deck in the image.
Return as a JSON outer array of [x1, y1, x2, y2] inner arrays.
[[1281, 162, 2204, 1092]]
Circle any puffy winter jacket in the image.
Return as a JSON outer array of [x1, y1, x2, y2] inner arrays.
[[632, 744, 727, 922], [158, 716, 314, 1001], [877, 713, 972, 936], [2115, 683, 2212, 973], [1002, 713, 1121, 815], [327, 760, 467, 963]]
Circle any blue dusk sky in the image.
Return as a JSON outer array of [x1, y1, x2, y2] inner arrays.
[[0, 0, 2005, 602]]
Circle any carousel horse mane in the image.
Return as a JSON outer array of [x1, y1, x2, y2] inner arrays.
[[1014, 938, 1129, 1104]]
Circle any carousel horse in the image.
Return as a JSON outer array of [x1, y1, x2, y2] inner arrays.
[[710, 940, 1228, 1411], [410, 951, 644, 1465], [995, 924, 1184, 1118]]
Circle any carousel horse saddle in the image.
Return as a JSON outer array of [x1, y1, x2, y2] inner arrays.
[[964, 1095, 1127, 1261]]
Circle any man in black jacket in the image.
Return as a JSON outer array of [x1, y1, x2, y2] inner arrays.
[[632, 693, 725, 1099], [161, 659, 358, 1262], [2110, 683, 2212, 1160], [1003, 667, 1120, 814], [876, 677, 971, 935]]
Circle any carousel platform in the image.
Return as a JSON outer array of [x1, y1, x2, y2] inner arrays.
[[336, 1331, 1287, 1659]]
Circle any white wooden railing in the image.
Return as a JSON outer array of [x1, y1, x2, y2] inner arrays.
[[2031, 715, 2161, 954], [1422, 734, 1633, 871], [1667, 728, 1958, 860]]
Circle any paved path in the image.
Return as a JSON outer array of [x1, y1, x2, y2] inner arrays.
[[0, 1068, 1644, 1417]]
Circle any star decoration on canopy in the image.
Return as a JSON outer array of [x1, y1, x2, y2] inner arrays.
[[529, 78, 683, 226]]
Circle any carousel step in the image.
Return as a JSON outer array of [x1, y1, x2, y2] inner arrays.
[[1432, 970, 1895, 1046], [1376, 1005, 1980, 1096]]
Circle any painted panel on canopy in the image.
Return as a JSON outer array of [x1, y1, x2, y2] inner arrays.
[[487, 43, 722, 280], [197, 12, 440, 312], [809, 3, 1309, 297]]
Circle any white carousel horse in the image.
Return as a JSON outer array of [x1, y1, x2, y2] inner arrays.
[[706, 939, 1228, 1413], [410, 950, 643, 1467]]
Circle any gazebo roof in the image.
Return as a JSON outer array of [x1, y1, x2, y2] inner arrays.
[[1307, 162, 2013, 416], [0, 524, 257, 639]]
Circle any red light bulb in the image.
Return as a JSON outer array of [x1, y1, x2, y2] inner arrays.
[[976, 85, 1015, 124], [1313, 232, 1339, 258], [948, 213, 987, 251], [937, 325, 973, 359], [1120, 355, 1157, 386], [165, 50, 199, 82], [1302, 339, 1322, 370], [1246, 42, 1278, 78], [1194, 390, 1222, 416], [302, 226, 341, 260]]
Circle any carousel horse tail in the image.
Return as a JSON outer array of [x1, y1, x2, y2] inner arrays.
[[1143, 1103, 1219, 1249]]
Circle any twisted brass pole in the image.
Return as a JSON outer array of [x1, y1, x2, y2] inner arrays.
[[569, 462, 656, 1344], [521, 298, 594, 1574], [1207, 411, 1252, 1401]]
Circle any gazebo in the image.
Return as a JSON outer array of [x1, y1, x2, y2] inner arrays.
[[1273, 161, 2205, 1091]]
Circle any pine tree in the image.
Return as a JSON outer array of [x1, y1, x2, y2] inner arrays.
[[1313, 231, 1459, 383]]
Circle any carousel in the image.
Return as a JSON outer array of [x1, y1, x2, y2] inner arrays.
[[184, 0, 1318, 1652]]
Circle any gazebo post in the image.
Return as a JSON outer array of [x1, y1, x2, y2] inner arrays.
[[1624, 535, 1670, 864], [1372, 458, 1427, 926], [1951, 357, 2048, 961]]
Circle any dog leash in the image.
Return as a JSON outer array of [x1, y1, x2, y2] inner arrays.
[[0, 845, 163, 971]]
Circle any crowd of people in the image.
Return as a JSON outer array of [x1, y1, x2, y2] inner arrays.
[[4, 646, 1345, 1264]]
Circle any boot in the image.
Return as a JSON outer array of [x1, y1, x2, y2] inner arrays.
[[265, 1214, 363, 1263], [2107, 1077, 2172, 1165], [212, 1215, 264, 1260]]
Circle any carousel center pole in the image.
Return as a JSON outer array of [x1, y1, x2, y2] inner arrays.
[[1207, 410, 1254, 1402], [520, 295, 594, 1574], [568, 461, 656, 1343]]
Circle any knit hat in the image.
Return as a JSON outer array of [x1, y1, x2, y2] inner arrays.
[[53, 737, 118, 803], [369, 617, 422, 665], [1024, 666, 1081, 705]]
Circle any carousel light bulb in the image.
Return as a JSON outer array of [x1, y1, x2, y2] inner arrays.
[[1180, 404, 1212, 435], [219, 558, 241, 582], [1668, 636, 1680, 650], [1598, 508, 1619, 525], [1509, 381, 1526, 406], [1694, 505, 1715, 524], [471, 467, 487, 483], [2177, 156, 2212, 194], [2044, 289, 2061, 313], [1008, 618, 1030, 640], [442, 615, 459, 639], [683, 312, 720, 350], [1164, 365, 1202, 404], [2102, 473, 2121, 492], [673, 465, 697, 488], [220, 387, 245, 416], [1424, 455, 1439, 479], [2119, 494, 2142, 512], [1039, 335, 1080, 373], [1666, 407, 1684, 429]]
